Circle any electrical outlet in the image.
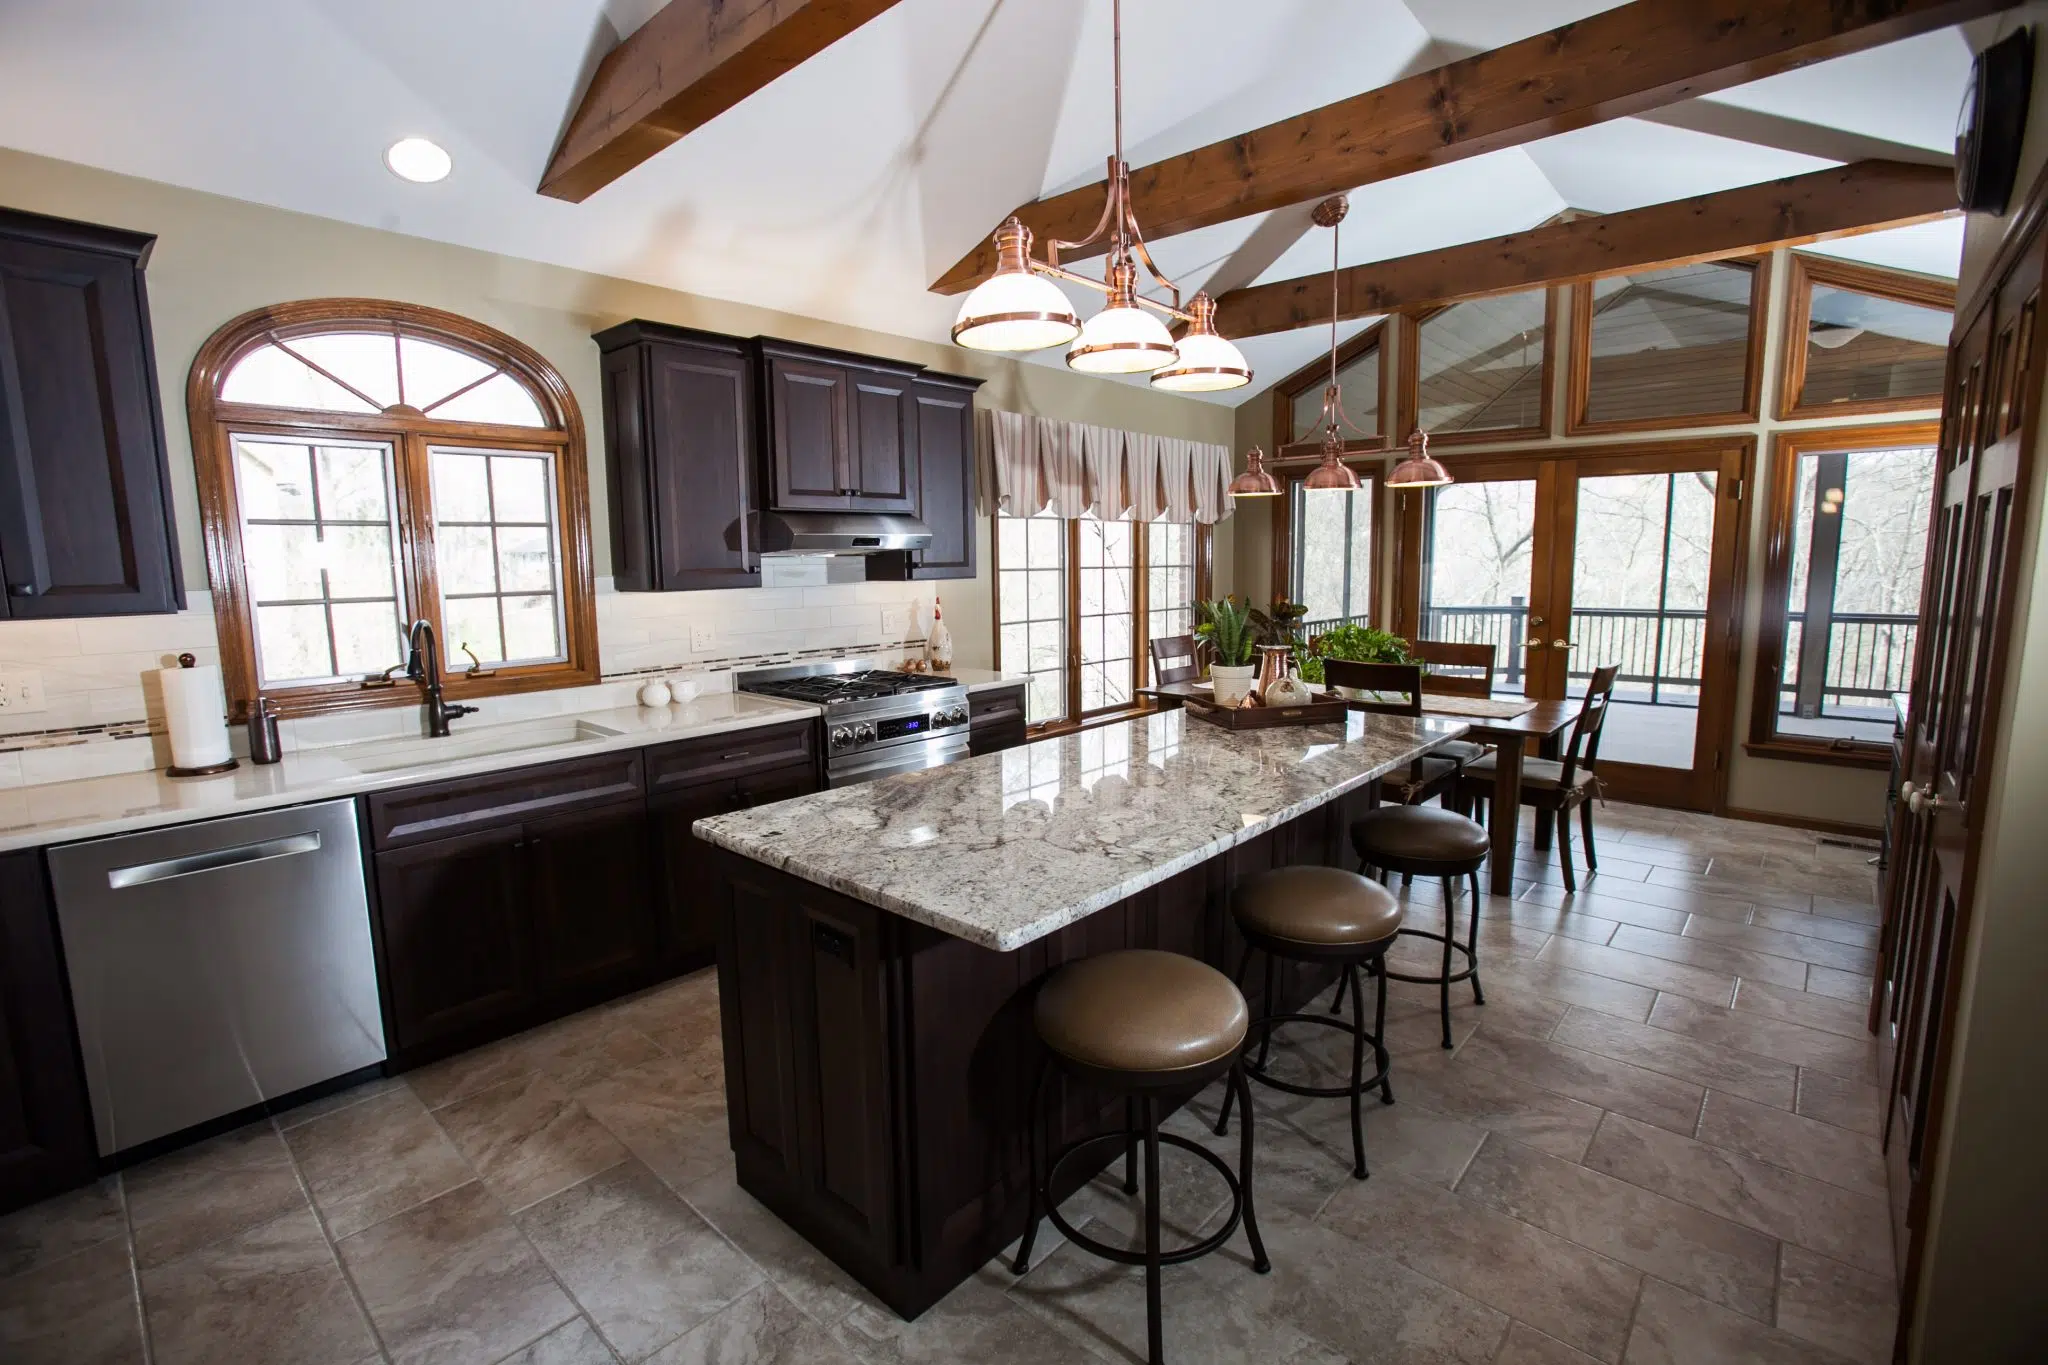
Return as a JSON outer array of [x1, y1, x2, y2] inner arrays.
[[881, 608, 907, 638], [690, 623, 715, 652], [0, 669, 46, 713]]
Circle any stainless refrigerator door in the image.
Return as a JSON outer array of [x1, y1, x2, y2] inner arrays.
[[48, 798, 386, 1156]]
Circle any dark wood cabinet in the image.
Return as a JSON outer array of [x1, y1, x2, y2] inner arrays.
[[0, 850, 95, 1216], [868, 371, 984, 582], [846, 370, 917, 511], [968, 684, 1028, 756], [651, 781, 739, 973], [373, 825, 537, 1057], [595, 323, 760, 591], [0, 208, 182, 619], [528, 798, 657, 1005], [759, 341, 918, 514]]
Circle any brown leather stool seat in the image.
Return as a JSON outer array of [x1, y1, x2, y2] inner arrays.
[[1015, 950, 1269, 1365], [1348, 803, 1490, 1052], [1231, 865, 1402, 947], [1035, 950, 1249, 1075], [1217, 865, 1407, 1184]]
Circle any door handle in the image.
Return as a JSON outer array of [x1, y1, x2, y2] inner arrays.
[[1552, 640, 1576, 649], [1906, 787, 1949, 815], [107, 831, 322, 889], [1529, 616, 1545, 628], [1898, 781, 1918, 806], [1524, 640, 1546, 649]]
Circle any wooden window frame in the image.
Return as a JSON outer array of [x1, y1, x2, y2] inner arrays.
[[1746, 419, 1942, 769], [1269, 320, 1391, 456], [1397, 291, 1557, 448], [188, 299, 599, 721], [1776, 253, 1956, 421], [989, 512, 1212, 735], [1565, 255, 1771, 436], [1271, 466, 1387, 629]]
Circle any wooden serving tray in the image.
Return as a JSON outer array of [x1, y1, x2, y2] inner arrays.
[[1183, 692, 1353, 730]]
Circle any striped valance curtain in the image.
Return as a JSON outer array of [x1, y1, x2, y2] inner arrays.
[[979, 410, 1233, 524]]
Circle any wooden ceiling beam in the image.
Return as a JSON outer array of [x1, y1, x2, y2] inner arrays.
[[1211, 161, 1959, 339], [542, 0, 905, 203], [931, 0, 2005, 294]]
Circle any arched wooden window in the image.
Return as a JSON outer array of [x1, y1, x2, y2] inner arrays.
[[189, 300, 598, 719]]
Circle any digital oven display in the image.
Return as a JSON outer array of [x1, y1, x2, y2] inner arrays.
[[877, 715, 926, 742]]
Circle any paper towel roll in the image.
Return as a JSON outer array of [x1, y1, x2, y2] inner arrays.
[[160, 658, 233, 771]]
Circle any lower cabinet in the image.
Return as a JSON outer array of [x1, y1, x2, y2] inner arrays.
[[529, 798, 658, 1005], [653, 761, 820, 973], [967, 683, 1028, 756], [0, 850, 95, 1215]]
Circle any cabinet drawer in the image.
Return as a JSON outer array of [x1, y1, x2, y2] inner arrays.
[[369, 751, 645, 850], [967, 685, 1025, 730], [647, 720, 816, 794]]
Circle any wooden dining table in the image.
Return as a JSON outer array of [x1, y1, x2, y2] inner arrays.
[[1139, 681, 1579, 896]]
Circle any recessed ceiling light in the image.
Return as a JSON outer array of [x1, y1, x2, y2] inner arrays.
[[384, 138, 452, 184]]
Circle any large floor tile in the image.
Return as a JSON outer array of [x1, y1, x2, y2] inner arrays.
[[1605, 927, 1810, 991], [1680, 916, 1878, 975], [1728, 980, 1873, 1040], [575, 1055, 732, 1193], [1523, 881, 1754, 929], [1695, 1092, 1887, 1199], [1533, 939, 1739, 1009], [1549, 1008, 1797, 1110], [275, 1074, 410, 1131], [1775, 1244, 1898, 1365], [285, 1085, 476, 1239], [1456, 1135, 1778, 1322], [494, 1316, 617, 1365], [1318, 1169, 1641, 1362], [436, 1073, 630, 1213], [1459, 1027, 1705, 1136], [1584, 1114, 1894, 1278], [515, 1009, 668, 1093], [646, 1284, 860, 1365], [680, 1171, 877, 1327], [1496, 1321, 1608, 1363], [1475, 955, 1660, 1022], [1623, 1277, 1857, 1364], [1795, 1070, 1884, 1138], [1389, 1051, 1605, 1160], [0, 1235, 145, 1365], [140, 1206, 377, 1365], [836, 1270, 1090, 1365], [517, 1158, 762, 1362], [338, 1181, 576, 1365], [0, 1176, 125, 1280], [1645, 995, 1875, 1082], [1805, 966, 1875, 1003], [123, 1121, 309, 1268], [1809, 895, 1881, 927], [1645, 866, 1812, 912], [408, 1035, 542, 1111], [1748, 907, 1879, 950]]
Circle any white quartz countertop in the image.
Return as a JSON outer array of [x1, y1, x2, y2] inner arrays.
[[694, 708, 1467, 952], [948, 669, 1027, 693], [0, 692, 820, 855]]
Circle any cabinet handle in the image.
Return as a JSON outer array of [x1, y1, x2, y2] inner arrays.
[[7, 582, 37, 597], [720, 751, 750, 761]]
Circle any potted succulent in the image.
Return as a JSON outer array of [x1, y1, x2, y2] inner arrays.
[[1194, 597, 1259, 705]]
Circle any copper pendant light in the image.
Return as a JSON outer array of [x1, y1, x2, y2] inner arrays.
[[1387, 428, 1452, 488], [950, 0, 1251, 389], [1227, 444, 1281, 497]]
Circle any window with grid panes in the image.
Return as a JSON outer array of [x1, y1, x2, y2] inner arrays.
[[190, 301, 597, 717], [996, 512, 1069, 724], [1290, 476, 1375, 627], [1147, 521, 1197, 644]]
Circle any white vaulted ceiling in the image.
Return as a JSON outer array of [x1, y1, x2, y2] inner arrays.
[[0, 0, 1978, 405]]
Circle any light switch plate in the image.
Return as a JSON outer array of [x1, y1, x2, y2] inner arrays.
[[690, 623, 715, 652], [882, 608, 907, 638], [0, 669, 46, 713]]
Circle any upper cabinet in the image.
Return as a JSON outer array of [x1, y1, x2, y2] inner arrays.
[[0, 208, 182, 618], [595, 322, 983, 590], [759, 340, 918, 514]]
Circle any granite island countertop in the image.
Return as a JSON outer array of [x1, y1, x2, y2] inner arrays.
[[694, 707, 1466, 951]]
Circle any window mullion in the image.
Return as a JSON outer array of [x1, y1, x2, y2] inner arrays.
[[394, 430, 439, 652]]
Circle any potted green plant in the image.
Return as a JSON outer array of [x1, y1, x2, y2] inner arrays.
[[1295, 622, 1420, 685], [1194, 597, 1259, 705]]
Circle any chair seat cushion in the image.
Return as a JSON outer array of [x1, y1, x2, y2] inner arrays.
[[1464, 754, 1596, 791], [1351, 804, 1489, 865], [1232, 865, 1403, 947], [1385, 755, 1460, 803], [1035, 950, 1249, 1075], [1436, 739, 1488, 764]]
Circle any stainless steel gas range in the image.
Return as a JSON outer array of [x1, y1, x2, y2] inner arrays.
[[738, 661, 972, 786]]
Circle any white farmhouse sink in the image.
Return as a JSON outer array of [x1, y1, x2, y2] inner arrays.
[[333, 718, 624, 775]]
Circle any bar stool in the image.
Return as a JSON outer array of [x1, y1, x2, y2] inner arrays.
[[1349, 806, 1489, 1049], [1014, 950, 1270, 1365], [1213, 865, 1404, 1181]]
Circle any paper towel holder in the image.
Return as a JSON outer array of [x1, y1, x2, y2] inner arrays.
[[164, 654, 241, 778]]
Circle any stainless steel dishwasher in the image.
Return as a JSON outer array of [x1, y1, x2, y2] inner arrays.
[[47, 798, 386, 1156]]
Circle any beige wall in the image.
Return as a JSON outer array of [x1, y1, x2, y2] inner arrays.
[[0, 146, 1234, 726], [1230, 251, 1952, 829], [1910, 7, 2048, 1359]]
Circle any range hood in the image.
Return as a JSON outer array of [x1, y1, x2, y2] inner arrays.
[[742, 510, 932, 556]]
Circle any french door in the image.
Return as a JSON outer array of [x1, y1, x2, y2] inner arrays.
[[1394, 440, 1751, 809]]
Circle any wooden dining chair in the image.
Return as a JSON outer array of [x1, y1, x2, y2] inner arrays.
[[1410, 640, 1495, 699], [1461, 664, 1618, 894], [1149, 634, 1203, 686], [1323, 661, 1466, 814]]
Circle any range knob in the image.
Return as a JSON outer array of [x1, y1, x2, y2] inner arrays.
[[855, 721, 878, 743], [830, 725, 856, 750], [943, 705, 968, 725]]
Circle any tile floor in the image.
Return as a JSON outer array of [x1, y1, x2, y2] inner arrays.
[[0, 801, 1896, 1365]]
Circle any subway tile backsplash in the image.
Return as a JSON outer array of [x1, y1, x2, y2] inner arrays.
[[0, 576, 939, 789]]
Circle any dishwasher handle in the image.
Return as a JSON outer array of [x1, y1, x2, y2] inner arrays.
[[106, 831, 324, 889]]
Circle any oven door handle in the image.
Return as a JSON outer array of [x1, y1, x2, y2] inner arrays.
[[828, 734, 971, 785]]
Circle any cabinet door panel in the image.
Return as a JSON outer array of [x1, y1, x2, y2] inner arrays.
[[0, 851, 95, 1214], [767, 357, 851, 510], [528, 798, 658, 1005], [0, 225, 179, 617], [650, 342, 758, 589], [909, 382, 975, 577], [373, 826, 535, 1054], [651, 780, 738, 972], [848, 375, 915, 512], [719, 861, 803, 1183]]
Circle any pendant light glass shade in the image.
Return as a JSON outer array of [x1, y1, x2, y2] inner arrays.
[[1303, 431, 1362, 492], [951, 218, 1081, 352], [1386, 429, 1453, 489], [1151, 292, 1252, 391], [1227, 445, 1281, 497], [1068, 306, 1179, 374]]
